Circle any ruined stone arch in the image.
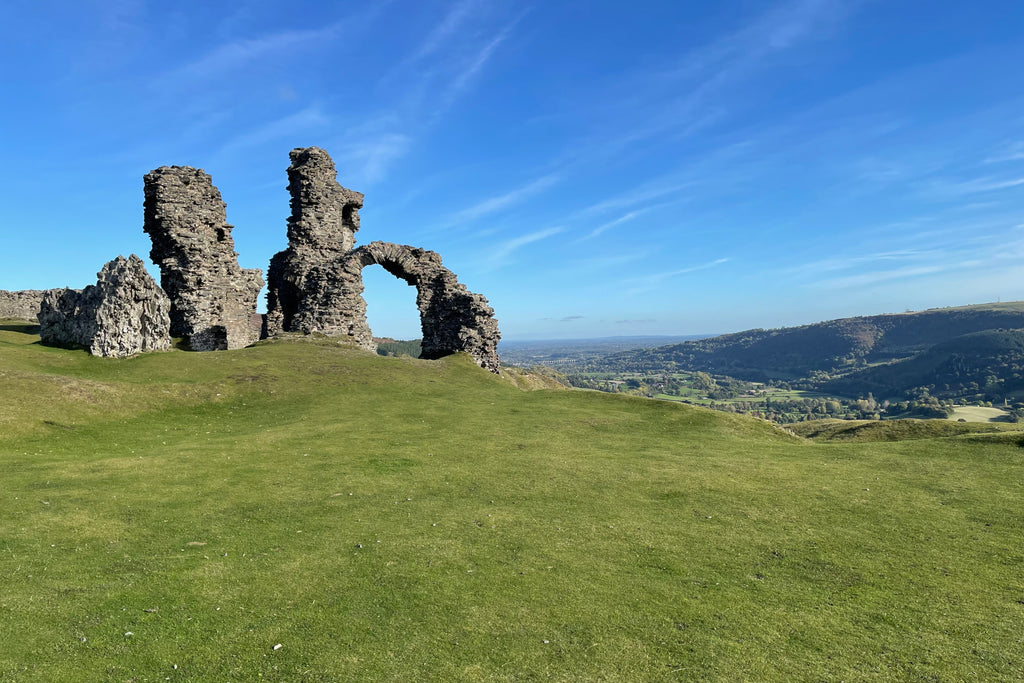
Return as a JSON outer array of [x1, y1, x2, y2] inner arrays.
[[265, 147, 502, 373], [344, 242, 501, 373]]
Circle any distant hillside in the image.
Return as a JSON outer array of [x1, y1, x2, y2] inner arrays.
[[822, 328, 1024, 400], [374, 337, 422, 358], [602, 302, 1024, 381], [499, 335, 708, 369]]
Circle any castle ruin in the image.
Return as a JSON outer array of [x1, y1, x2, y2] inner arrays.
[[21, 147, 500, 370]]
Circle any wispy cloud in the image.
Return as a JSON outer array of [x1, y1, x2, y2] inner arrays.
[[339, 133, 411, 185], [164, 24, 343, 85], [318, 106, 418, 185], [489, 226, 564, 264], [581, 209, 647, 240], [678, 0, 851, 75], [620, 257, 730, 296], [160, 2, 393, 86], [412, 0, 479, 62], [454, 174, 561, 223], [539, 315, 585, 322], [565, 0, 856, 159], [216, 106, 329, 155], [786, 248, 941, 277], [659, 257, 731, 278], [789, 225, 1024, 291], [441, 28, 509, 104], [357, 3, 523, 182], [928, 175, 1024, 197], [577, 181, 693, 218], [984, 141, 1024, 164], [756, 0, 850, 50], [814, 264, 951, 289], [429, 10, 529, 119]]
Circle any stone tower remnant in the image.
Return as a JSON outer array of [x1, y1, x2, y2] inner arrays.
[[265, 147, 501, 372], [264, 147, 364, 338], [143, 165, 263, 351], [37, 254, 171, 358]]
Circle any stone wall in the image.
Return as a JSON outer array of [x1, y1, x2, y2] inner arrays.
[[0, 289, 64, 321], [143, 166, 263, 351], [37, 255, 171, 358]]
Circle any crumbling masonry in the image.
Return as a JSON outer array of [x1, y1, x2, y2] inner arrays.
[[264, 147, 365, 339], [38, 255, 171, 358], [265, 147, 501, 372], [0, 289, 67, 321], [143, 166, 264, 351]]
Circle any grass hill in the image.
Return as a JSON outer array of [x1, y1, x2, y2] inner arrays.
[[2, 320, 1023, 680], [601, 302, 1024, 381], [823, 328, 1024, 401]]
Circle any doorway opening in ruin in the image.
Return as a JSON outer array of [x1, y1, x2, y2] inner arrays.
[[362, 264, 422, 358]]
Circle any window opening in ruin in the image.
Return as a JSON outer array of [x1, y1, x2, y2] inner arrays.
[[362, 264, 421, 357]]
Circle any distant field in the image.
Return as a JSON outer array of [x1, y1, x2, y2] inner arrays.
[[2, 320, 1023, 680], [949, 406, 1010, 422]]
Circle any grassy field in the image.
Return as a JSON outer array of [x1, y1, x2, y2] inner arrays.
[[1, 320, 1023, 680], [949, 406, 1011, 423]]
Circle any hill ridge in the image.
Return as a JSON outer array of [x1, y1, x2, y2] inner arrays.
[[603, 301, 1024, 381]]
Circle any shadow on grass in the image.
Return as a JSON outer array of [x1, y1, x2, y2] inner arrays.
[[0, 323, 40, 334]]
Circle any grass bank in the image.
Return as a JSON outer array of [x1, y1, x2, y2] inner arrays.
[[1, 322, 1022, 680]]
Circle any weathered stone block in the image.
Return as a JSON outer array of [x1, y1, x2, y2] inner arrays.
[[37, 255, 171, 358]]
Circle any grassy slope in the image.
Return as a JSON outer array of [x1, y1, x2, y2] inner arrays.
[[1, 322, 1023, 681], [785, 418, 1018, 442]]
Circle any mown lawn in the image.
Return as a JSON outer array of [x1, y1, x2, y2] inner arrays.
[[1, 321, 1022, 681]]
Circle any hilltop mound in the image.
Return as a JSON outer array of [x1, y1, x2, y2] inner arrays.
[[787, 417, 1002, 442]]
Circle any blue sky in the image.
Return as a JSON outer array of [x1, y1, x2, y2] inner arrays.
[[3, 1, 1024, 340]]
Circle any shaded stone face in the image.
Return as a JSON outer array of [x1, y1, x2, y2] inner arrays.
[[143, 166, 264, 350], [265, 147, 501, 373], [37, 254, 171, 358]]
